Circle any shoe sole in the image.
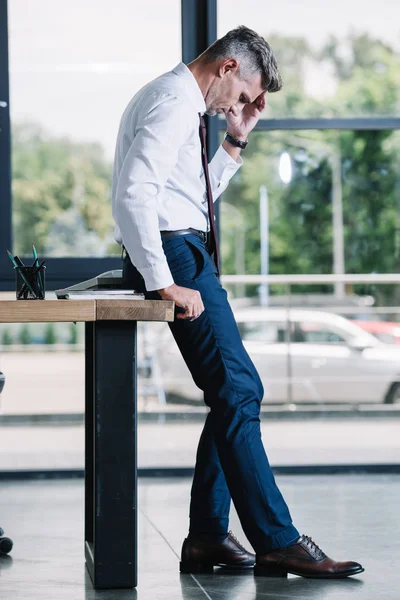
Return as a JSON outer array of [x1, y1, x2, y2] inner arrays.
[[180, 561, 254, 574], [254, 565, 365, 579]]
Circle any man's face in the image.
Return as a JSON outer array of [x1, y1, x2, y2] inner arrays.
[[205, 62, 264, 117]]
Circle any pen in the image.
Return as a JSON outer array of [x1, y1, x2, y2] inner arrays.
[[32, 245, 43, 293], [32, 244, 38, 267], [6, 250, 35, 296], [6, 250, 19, 269], [32, 259, 46, 275], [14, 256, 29, 295], [13, 255, 25, 268], [29, 258, 46, 297]]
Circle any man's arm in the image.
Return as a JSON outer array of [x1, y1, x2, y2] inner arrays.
[[201, 143, 243, 204], [114, 95, 190, 292], [202, 91, 268, 203]]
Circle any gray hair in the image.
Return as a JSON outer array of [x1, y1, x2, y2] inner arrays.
[[201, 25, 282, 93]]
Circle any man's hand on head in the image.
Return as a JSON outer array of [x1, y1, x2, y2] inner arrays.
[[225, 91, 267, 140]]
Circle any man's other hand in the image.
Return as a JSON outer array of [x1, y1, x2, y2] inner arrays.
[[157, 283, 204, 321]]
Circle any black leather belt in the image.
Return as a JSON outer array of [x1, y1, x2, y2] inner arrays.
[[160, 228, 208, 244], [121, 228, 209, 260]]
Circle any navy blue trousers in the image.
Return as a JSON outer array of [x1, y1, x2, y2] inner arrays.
[[122, 233, 299, 553]]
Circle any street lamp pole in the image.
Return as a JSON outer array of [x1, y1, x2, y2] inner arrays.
[[259, 185, 269, 306], [331, 148, 345, 298]]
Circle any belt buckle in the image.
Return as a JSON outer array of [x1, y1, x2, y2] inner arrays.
[[194, 229, 206, 244]]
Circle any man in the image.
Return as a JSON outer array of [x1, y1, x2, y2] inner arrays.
[[112, 25, 363, 579]]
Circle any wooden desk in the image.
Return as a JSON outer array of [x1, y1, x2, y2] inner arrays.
[[0, 299, 174, 589]]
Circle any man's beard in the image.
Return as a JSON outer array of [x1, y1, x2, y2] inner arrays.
[[205, 107, 217, 116]]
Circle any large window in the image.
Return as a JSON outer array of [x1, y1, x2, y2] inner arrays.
[[217, 1, 400, 288], [220, 129, 400, 286], [8, 0, 181, 259], [1, 1, 400, 475], [218, 0, 400, 119]]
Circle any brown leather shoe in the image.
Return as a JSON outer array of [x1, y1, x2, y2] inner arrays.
[[180, 531, 255, 573], [255, 535, 364, 579]]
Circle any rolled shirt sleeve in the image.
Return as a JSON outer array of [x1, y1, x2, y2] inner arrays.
[[113, 95, 191, 291]]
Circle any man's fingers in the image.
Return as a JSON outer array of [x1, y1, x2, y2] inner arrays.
[[177, 311, 199, 321], [176, 303, 204, 321], [171, 286, 204, 320], [176, 305, 195, 320]]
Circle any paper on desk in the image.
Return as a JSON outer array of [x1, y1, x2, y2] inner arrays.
[[61, 289, 141, 295], [64, 293, 145, 300]]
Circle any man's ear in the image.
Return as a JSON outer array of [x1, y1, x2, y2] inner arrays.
[[219, 58, 239, 78]]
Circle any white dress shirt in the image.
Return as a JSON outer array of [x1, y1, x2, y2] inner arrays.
[[111, 62, 242, 291]]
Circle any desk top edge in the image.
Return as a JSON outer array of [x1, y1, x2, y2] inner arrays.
[[0, 299, 175, 323]]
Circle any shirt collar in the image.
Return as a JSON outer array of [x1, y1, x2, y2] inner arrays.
[[171, 62, 206, 115]]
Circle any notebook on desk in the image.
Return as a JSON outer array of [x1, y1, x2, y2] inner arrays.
[[55, 270, 145, 300]]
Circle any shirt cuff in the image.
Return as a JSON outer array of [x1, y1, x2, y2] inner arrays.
[[138, 262, 175, 292], [214, 143, 243, 168], [210, 143, 242, 182], [208, 144, 243, 198]]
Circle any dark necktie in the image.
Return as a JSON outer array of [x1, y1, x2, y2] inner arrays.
[[199, 114, 220, 277]]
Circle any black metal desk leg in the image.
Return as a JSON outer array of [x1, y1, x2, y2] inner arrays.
[[85, 322, 95, 553], [85, 320, 138, 589]]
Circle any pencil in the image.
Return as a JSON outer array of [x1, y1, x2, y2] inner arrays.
[[32, 245, 43, 294], [7, 250, 35, 296]]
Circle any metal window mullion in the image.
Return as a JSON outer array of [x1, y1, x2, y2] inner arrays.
[[181, 0, 219, 235], [0, 0, 12, 275], [218, 117, 400, 131]]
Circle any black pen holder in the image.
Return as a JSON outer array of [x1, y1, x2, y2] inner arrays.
[[15, 265, 46, 300]]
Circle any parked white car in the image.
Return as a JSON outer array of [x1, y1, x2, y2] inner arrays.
[[157, 308, 400, 405]]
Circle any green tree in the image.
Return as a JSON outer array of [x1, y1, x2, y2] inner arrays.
[[341, 130, 399, 273], [321, 33, 400, 117], [19, 324, 31, 345], [12, 123, 114, 256], [44, 323, 56, 345], [69, 323, 78, 345], [1, 328, 13, 345], [221, 32, 400, 303]]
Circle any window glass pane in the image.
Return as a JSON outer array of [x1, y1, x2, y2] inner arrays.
[[220, 129, 400, 289], [238, 320, 285, 343], [3, 4, 400, 475], [218, 0, 400, 118], [297, 322, 347, 343], [9, 0, 181, 257], [1, 289, 400, 470]]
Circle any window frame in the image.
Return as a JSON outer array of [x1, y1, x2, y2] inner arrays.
[[0, 0, 12, 290]]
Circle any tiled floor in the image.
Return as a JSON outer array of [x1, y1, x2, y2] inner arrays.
[[0, 475, 398, 599]]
